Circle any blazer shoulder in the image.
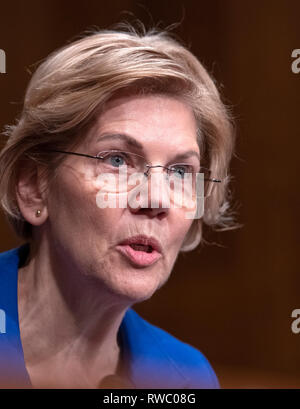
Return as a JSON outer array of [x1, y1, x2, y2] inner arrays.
[[127, 309, 220, 389], [0, 244, 30, 274]]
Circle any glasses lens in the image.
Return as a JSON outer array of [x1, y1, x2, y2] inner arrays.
[[95, 150, 145, 193], [167, 170, 195, 207]]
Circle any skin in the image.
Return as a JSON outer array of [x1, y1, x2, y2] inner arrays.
[[16, 94, 200, 388]]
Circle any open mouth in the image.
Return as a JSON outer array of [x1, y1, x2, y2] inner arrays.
[[128, 244, 153, 253], [117, 236, 162, 267], [117, 243, 161, 267]]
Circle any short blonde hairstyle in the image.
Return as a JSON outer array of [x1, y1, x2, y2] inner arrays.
[[0, 24, 238, 251]]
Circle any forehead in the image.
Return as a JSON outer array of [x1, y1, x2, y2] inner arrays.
[[87, 94, 199, 153]]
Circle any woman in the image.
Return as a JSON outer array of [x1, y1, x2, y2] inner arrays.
[[0, 25, 235, 388]]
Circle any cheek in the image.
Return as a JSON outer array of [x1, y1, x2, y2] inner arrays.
[[172, 212, 195, 247], [48, 174, 123, 240]]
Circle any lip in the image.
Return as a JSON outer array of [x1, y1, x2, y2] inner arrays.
[[116, 235, 162, 267], [119, 235, 162, 254]]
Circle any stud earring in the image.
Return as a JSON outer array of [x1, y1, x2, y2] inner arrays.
[[35, 209, 41, 217]]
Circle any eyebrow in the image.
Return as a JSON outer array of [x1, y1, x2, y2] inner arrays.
[[96, 133, 200, 162]]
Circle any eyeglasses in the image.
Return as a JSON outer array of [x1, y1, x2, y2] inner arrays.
[[48, 149, 221, 198]]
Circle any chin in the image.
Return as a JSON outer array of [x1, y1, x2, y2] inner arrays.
[[106, 267, 166, 304]]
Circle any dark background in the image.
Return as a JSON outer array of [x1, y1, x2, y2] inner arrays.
[[1, 0, 299, 388]]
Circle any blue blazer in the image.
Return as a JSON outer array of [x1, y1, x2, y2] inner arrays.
[[0, 244, 220, 388]]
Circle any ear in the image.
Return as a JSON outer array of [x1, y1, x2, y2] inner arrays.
[[16, 164, 49, 226]]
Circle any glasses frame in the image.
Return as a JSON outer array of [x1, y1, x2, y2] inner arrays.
[[48, 149, 221, 180], [48, 149, 221, 197]]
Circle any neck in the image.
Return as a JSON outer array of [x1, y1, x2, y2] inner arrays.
[[17, 239, 130, 388]]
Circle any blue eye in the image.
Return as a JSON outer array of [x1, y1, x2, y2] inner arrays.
[[170, 165, 190, 178], [100, 152, 129, 168], [97, 150, 139, 173], [110, 155, 125, 167]]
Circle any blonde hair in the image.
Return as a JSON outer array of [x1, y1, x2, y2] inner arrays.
[[0, 24, 238, 251]]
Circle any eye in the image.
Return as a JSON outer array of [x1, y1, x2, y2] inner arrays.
[[109, 154, 125, 167], [169, 164, 193, 178], [99, 151, 131, 169]]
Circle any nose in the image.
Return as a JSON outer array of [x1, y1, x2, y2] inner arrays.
[[127, 169, 170, 218]]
